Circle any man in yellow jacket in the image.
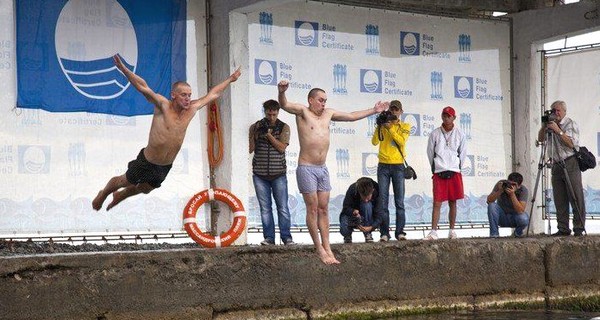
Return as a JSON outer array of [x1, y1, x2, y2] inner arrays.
[[371, 100, 411, 241]]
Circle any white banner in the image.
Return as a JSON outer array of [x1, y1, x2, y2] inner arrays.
[[246, 2, 512, 228], [547, 48, 600, 215]]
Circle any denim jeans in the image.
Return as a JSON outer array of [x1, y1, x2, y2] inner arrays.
[[377, 163, 406, 237], [253, 174, 292, 242], [487, 202, 529, 237], [340, 201, 373, 240]]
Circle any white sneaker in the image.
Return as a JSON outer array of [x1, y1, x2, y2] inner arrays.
[[380, 235, 389, 242], [448, 230, 458, 239], [424, 230, 438, 240]]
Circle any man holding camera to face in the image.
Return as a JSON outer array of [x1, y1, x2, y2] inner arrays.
[[371, 100, 411, 242], [339, 177, 383, 243], [249, 99, 294, 245], [537, 100, 586, 236], [486, 172, 529, 237]]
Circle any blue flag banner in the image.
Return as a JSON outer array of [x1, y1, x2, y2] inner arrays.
[[16, 0, 186, 116]]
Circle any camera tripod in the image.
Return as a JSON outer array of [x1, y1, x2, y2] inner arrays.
[[526, 129, 586, 236]]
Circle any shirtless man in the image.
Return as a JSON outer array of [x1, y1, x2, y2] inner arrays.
[[92, 54, 240, 211], [277, 80, 388, 264]]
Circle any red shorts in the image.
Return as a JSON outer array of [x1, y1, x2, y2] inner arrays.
[[432, 172, 464, 202]]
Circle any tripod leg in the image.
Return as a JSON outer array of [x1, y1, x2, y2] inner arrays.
[[527, 141, 548, 237]]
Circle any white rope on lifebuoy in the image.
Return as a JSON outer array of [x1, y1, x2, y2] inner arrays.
[[182, 188, 247, 248]]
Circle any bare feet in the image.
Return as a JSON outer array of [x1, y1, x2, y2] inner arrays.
[[92, 190, 108, 211], [106, 190, 126, 211], [316, 246, 340, 265], [325, 248, 340, 264]]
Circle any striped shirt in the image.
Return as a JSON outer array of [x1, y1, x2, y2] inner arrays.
[[250, 119, 290, 179]]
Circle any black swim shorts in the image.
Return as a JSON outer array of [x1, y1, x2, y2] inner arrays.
[[125, 149, 172, 188]]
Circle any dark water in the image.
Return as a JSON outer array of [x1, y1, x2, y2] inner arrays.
[[390, 310, 600, 320]]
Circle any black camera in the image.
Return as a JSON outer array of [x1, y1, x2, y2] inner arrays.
[[501, 180, 517, 190], [375, 110, 398, 126], [541, 109, 557, 123], [256, 118, 271, 136], [347, 215, 363, 228]]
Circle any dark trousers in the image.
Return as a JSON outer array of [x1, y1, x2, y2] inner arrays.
[[551, 156, 586, 233]]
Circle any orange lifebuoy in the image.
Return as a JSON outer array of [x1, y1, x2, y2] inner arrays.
[[183, 188, 247, 248]]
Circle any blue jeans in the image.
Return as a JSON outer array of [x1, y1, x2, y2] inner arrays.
[[487, 202, 529, 237], [377, 163, 406, 237], [340, 201, 373, 240], [253, 174, 292, 242]]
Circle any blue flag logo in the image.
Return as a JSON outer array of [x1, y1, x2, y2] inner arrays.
[[17, 0, 186, 116]]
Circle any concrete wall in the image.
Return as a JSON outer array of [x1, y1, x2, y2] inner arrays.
[[1, 237, 599, 319], [511, 0, 600, 234]]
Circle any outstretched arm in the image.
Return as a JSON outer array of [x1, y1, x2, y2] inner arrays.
[[277, 80, 305, 115], [190, 67, 241, 110], [114, 54, 165, 107], [331, 101, 389, 122]]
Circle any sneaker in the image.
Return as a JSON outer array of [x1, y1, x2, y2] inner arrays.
[[424, 230, 438, 240], [448, 230, 458, 239], [573, 230, 585, 237], [283, 238, 295, 245], [396, 233, 407, 241], [380, 235, 389, 242], [365, 233, 374, 243], [343, 237, 352, 244], [551, 230, 571, 236], [260, 239, 275, 245]]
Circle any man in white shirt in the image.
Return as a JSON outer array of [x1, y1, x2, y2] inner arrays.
[[537, 100, 586, 236], [425, 106, 467, 240]]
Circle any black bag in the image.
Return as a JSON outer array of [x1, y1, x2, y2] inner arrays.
[[574, 146, 596, 172], [393, 141, 417, 180], [404, 166, 417, 180], [437, 170, 455, 179]]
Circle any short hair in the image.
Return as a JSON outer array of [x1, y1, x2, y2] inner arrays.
[[550, 100, 567, 111], [390, 100, 402, 109], [172, 81, 191, 92], [507, 172, 523, 185], [356, 177, 374, 199], [307, 88, 325, 100], [263, 99, 280, 111]]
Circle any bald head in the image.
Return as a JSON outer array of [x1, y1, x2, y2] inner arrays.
[[172, 81, 191, 93], [307, 88, 325, 100]]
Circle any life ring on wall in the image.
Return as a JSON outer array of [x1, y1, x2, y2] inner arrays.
[[183, 188, 247, 248]]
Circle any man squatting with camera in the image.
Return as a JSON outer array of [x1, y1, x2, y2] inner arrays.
[[425, 106, 467, 240], [486, 172, 529, 237], [249, 100, 294, 246], [339, 177, 383, 243], [371, 100, 411, 242], [537, 100, 587, 236]]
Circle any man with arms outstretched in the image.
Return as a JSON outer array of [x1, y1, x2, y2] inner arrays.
[[93, 55, 240, 211], [277, 80, 388, 264]]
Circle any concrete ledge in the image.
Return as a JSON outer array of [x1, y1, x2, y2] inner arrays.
[[1, 237, 599, 319]]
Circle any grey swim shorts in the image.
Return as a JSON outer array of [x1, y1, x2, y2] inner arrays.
[[296, 164, 332, 193]]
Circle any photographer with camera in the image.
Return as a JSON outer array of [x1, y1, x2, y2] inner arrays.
[[537, 100, 586, 236], [486, 172, 529, 237], [371, 100, 412, 242], [249, 99, 294, 245], [424, 106, 467, 240], [339, 177, 383, 243]]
